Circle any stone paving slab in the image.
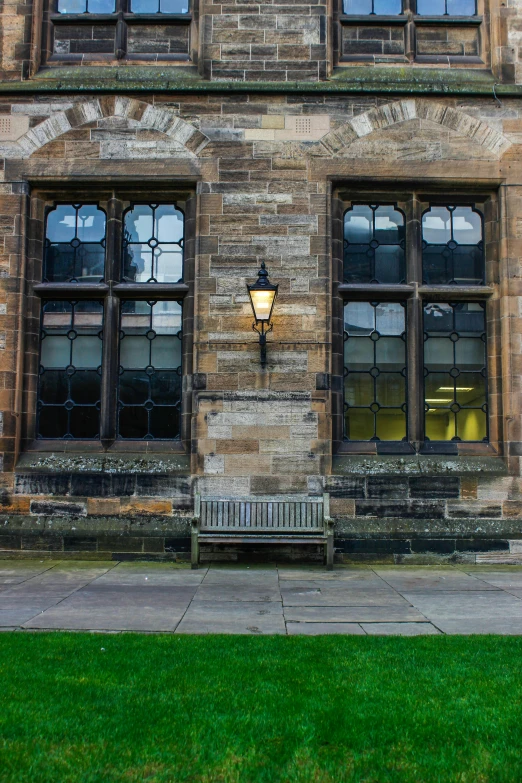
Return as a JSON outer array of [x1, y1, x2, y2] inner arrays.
[[1, 561, 522, 634], [176, 602, 286, 635], [280, 585, 410, 607], [0, 608, 45, 626], [26, 565, 115, 586], [286, 622, 365, 635], [277, 568, 378, 583], [403, 591, 522, 620], [361, 622, 441, 636], [283, 606, 427, 623], [374, 568, 501, 592], [0, 564, 56, 584], [23, 585, 196, 632], [463, 572, 522, 588], [433, 619, 522, 635], [193, 585, 282, 602], [202, 569, 279, 586]]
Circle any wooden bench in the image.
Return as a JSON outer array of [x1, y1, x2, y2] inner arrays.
[[191, 494, 334, 569]]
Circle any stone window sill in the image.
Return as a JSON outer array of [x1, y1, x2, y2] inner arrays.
[[332, 453, 507, 477]]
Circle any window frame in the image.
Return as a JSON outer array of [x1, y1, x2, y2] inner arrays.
[[334, 0, 486, 67], [42, 0, 194, 65], [332, 188, 498, 457], [25, 188, 195, 454]]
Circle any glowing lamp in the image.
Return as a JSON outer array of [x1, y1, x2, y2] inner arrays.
[[247, 262, 278, 367]]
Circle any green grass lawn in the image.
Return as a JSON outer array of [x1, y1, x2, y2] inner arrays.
[[1, 634, 521, 782]]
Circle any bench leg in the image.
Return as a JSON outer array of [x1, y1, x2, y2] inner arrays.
[[326, 528, 334, 571], [191, 520, 199, 570]]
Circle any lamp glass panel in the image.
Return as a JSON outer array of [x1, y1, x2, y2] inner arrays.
[[250, 289, 276, 322]]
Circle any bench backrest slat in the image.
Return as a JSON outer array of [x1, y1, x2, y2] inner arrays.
[[198, 496, 325, 532]]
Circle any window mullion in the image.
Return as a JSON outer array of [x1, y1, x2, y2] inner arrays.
[[105, 195, 123, 284], [100, 295, 119, 446], [406, 194, 423, 448], [100, 196, 122, 445]]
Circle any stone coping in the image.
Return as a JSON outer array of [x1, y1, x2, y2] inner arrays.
[[0, 515, 519, 537]]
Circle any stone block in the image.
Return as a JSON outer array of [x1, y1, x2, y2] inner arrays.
[[409, 477, 460, 499], [355, 500, 445, 519], [262, 115, 285, 129], [30, 500, 87, 517], [87, 498, 121, 516], [330, 497, 356, 516], [446, 501, 503, 519], [367, 477, 409, 499]]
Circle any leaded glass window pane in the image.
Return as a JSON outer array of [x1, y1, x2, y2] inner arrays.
[[424, 302, 487, 442], [130, 0, 189, 13], [344, 301, 407, 441], [118, 300, 182, 439], [37, 300, 103, 439], [123, 204, 184, 283], [344, 205, 405, 284], [343, 0, 402, 12], [57, 0, 116, 14], [422, 206, 484, 285], [416, 0, 476, 13], [44, 204, 106, 283]]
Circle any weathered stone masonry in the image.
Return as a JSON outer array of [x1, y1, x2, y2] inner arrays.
[[1, 0, 522, 562]]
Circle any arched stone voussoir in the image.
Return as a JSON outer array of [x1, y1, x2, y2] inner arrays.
[[14, 97, 210, 158], [320, 98, 511, 159]]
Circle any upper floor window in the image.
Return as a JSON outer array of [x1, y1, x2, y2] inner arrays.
[[57, 0, 188, 11], [416, 0, 476, 14], [45, 0, 191, 64], [34, 197, 187, 444], [339, 194, 492, 454], [343, 0, 402, 14], [338, 0, 482, 65]]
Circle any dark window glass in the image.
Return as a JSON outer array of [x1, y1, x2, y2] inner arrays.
[[422, 206, 484, 285], [57, 0, 115, 12], [344, 204, 405, 284], [344, 301, 407, 441], [118, 300, 182, 439], [424, 302, 487, 442], [123, 204, 184, 283], [37, 300, 103, 439], [416, 0, 476, 14], [130, 0, 189, 13], [44, 204, 106, 283], [343, 0, 402, 12]]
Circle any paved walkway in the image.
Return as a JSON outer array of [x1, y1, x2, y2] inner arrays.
[[1, 560, 522, 635]]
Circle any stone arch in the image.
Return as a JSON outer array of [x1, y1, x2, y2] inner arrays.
[[13, 96, 210, 158], [320, 99, 511, 158]]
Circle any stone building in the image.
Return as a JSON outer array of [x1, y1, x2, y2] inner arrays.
[[0, 0, 521, 563]]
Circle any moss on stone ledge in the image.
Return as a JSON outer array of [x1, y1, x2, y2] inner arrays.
[[0, 65, 519, 97]]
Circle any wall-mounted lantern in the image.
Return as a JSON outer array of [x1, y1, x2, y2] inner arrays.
[[247, 261, 278, 367]]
